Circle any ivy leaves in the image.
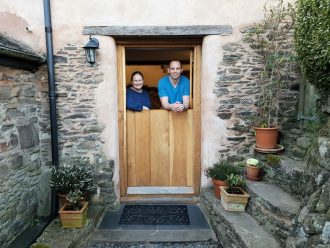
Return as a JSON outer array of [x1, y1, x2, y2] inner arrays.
[[295, 0, 330, 95]]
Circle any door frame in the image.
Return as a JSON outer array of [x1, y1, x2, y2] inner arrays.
[[116, 38, 202, 202]]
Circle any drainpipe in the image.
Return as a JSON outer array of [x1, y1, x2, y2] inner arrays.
[[43, 0, 59, 218]]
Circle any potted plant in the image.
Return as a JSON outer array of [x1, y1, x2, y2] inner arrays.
[[220, 174, 250, 212], [248, 0, 295, 149], [58, 190, 89, 228], [204, 161, 241, 198], [246, 158, 262, 181], [49, 157, 96, 206]]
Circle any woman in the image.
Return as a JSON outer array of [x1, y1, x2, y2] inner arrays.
[[126, 71, 151, 111]]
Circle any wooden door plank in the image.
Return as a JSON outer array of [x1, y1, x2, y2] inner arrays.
[[186, 110, 194, 187], [134, 111, 151, 186], [150, 110, 170, 186], [170, 112, 187, 186], [117, 45, 127, 197], [192, 45, 202, 195], [127, 111, 136, 186], [189, 50, 193, 109]]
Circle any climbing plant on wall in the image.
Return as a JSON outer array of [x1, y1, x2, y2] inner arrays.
[[294, 0, 330, 96]]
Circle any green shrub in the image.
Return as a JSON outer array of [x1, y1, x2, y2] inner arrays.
[[226, 174, 246, 194], [49, 157, 96, 195], [204, 161, 241, 181], [295, 0, 330, 95]]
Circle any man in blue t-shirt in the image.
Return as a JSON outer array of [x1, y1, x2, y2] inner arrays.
[[158, 60, 190, 112]]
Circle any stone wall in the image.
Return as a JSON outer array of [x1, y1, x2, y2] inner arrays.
[[286, 100, 330, 248], [54, 43, 117, 207], [214, 27, 300, 160], [0, 66, 49, 247]]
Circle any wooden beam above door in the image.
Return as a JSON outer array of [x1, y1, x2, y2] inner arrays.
[[83, 25, 232, 37]]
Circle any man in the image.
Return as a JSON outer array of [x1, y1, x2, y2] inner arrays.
[[157, 60, 190, 112]]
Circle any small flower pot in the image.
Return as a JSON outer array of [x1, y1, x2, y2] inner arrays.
[[246, 165, 261, 181], [212, 178, 228, 199]]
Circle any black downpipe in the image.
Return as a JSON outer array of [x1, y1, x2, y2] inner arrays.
[[43, 0, 59, 219]]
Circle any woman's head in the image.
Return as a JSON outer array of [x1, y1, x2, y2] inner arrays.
[[131, 71, 144, 91]]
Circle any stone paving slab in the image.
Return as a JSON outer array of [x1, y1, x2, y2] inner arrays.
[[87, 241, 219, 248], [89, 229, 217, 243]]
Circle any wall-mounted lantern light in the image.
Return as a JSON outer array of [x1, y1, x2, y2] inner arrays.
[[83, 36, 99, 65]]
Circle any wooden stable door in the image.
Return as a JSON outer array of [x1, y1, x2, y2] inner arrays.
[[117, 40, 201, 200], [127, 110, 193, 187]]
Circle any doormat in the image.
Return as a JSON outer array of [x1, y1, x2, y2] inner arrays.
[[119, 205, 190, 225]]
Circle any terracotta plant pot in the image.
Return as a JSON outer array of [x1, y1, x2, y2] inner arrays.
[[246, 165, 261, 181], [212, 178, 228, 199], [254, 127, 279, 149], [220, 186, 250, 212], [59, 201, 89, 228]]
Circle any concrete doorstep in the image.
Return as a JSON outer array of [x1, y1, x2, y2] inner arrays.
[[85, 204, 218, 247]]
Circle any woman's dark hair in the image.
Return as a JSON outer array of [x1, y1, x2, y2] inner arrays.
[[131, 71, 144, 81]]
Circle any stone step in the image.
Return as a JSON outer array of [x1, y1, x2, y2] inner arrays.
[[86, 241, 219, 248], [245, 180, 301, 245], [263, 155, 313, 198], [200, 188, 281, 248]]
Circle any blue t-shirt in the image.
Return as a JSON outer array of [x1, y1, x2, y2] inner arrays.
[[157, 75, 190, 104], [126, 88, 151, 111]]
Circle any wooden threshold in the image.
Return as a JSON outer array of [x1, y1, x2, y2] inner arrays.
[[127, 186, 194, 195], [121, 195, 199, 204]]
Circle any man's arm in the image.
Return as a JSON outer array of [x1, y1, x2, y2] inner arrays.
[[160, 96, 175, 111], [182, 96, 190, 110]]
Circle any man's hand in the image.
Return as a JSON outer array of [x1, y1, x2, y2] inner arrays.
[[172, 102, 185, 112]]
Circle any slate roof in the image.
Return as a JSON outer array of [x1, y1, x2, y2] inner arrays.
[[0, 34, 46, 67]]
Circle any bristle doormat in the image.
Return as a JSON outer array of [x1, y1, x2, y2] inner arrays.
[[119, 205, 190, 225]]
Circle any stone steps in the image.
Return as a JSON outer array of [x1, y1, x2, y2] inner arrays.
[[245, 180, 301, 246], [200, 188, 281, 248], [263, 156, 312, 198]]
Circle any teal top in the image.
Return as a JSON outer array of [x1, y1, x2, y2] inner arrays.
[[157, 75, 190, 104]]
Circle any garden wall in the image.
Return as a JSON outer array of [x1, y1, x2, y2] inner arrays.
[[0, 65, 50, 247]]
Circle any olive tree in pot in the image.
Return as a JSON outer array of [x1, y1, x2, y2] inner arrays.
[[248, 0, 296, 149], [49, 157, 96, 207], [204, 160, 241, 199]]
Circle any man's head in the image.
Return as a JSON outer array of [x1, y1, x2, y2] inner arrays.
[[167, 60, 183, 81]]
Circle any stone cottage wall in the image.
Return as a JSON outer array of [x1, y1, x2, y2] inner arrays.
[[214, 27, 300, 160], [0, 66, 50, 247], [53, 44, 117, 207]]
